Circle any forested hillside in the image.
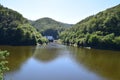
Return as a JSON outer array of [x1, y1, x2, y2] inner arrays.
[[30, 17, 73, 39], [60, 4, 120, 50], [0, 5, 47, 45]]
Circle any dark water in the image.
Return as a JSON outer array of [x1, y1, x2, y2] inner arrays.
[[1, 43, 120, 80]]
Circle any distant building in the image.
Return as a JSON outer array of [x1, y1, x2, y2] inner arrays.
[[45, 36, 54, 42]]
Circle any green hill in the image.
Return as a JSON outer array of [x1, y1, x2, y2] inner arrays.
[[0, 5, 47, 45], [30, 17, 73, 39], [60, 4, 120, 50]]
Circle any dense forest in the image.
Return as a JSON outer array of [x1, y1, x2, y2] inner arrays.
[[0, 5, 47, 45], [60, 4, 120, 50], [1, 3, 120, 50], [29, 17, 73, 39]]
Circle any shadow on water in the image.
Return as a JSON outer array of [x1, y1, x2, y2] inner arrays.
[[68, 47, 120, 80]]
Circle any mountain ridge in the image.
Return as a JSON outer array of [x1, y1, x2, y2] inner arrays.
[[60, 4, 120, 50], [29, 17, 73, 30], [29, 17, 73, 39]]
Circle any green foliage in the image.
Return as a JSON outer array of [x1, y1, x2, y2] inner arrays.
[[0, 5, 47, 45], [29, 17, 73, 39], [60, 4, 120, 50], [0, 50, 9, 80], [88, 34, 100, 45], [38, 37, 48, 44]]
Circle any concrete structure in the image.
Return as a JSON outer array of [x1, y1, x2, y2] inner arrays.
[[45, 36, 54, 42]]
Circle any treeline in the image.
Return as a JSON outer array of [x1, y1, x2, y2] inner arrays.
[[29, 17, 73, 39], [0, 5, 47, 45], [60, 4, 120, 50]]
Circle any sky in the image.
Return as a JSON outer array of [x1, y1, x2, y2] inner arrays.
[[0, 0, 120, 24]]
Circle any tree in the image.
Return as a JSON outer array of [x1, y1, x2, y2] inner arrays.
[[60, 4, 120, 50], [0, 50, 9, 80]]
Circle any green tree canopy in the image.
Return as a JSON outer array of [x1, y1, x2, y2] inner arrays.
[[60, 4, 120, 50]]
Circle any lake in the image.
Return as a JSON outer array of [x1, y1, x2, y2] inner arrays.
[[1, 43, 120, 80]]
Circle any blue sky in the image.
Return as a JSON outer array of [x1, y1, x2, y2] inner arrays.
[[0, 0, 120, 24]]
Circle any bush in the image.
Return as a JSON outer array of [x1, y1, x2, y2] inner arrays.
[[0, 50, 9, 80]]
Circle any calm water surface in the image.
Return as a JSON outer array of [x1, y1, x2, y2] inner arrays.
[[1, 43, 120, 80]]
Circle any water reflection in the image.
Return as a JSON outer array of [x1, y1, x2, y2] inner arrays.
[[69, 47, 120, 80], [1, 44, 120, 80], [33, 43, 67, 63], [0, 46, 35, 72], [33, 48, 59, 62]]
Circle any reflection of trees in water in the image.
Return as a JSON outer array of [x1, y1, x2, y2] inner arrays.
[[69, 47, 120, 80], [0, 46, 36, 72], [33, 48, 60, 63]]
